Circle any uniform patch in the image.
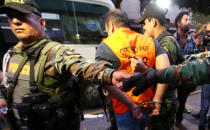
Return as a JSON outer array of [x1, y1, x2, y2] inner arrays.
[[5, 0, 25, 4], [8, 62, 30, 75]]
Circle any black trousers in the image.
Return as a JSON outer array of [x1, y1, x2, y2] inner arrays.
[[176, 86, 195, 122]]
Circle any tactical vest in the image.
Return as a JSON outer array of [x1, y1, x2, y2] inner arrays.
[[103, 28, 155, 114], [157, 31, 184, 64], [5, 39, 60, 118]]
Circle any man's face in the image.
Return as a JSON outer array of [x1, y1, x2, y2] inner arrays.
[[7, 11, 45, 43], [143, 18, 155, 37], [179, 14, 191, 32], [189, 31, 196, 38]]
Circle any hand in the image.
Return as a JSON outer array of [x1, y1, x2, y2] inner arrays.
[[130, 57, 148, 73], [0, 98, 7, 122], [130, 103, 145, 119], [0, 98, 7, 107], [200, 24, 207, 32], [149, 102, 161, 117], [112, 71, 131, 88]]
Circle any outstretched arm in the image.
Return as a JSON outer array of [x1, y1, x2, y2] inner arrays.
[[123, 56, 210, 92], [50, 45, 130, 87]]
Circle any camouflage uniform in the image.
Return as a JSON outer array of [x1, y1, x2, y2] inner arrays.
[[162, 51, 210, 85], [148, 30, 183, 130], [1, 38, 115, 130], [122, 52, 210, 94]]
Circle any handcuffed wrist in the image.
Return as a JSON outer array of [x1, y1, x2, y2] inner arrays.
[[152, 99, 163, 104], [153, 101, 162, 104]]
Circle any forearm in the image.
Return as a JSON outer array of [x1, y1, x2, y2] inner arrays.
[[194, 25, 206, 38], [105, 85, 136, 109], [53, 45, 115, 85], [153, 83, 168, 103], [162, 59, 210, 85], [154, 53, 170, 102], [70, 61, 114, 85]]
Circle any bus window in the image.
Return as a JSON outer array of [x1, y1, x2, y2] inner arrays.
[[35, 0, 109, 45]]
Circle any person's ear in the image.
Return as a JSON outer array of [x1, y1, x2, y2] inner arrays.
[[40, 18, 46, 29], [177, 21, 181, 28], [105, 23, 111, 36], [110, 23, 115, 33], [152, 18, 157, 27], [105, 22, 115, 36]]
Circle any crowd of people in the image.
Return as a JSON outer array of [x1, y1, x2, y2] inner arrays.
[[0, 0, 209, 130]]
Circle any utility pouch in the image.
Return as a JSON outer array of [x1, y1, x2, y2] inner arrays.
[[13, 92, 50, 120], [33, 103, 52, 119]]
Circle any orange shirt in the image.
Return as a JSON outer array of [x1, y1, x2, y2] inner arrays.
[[103, 28, 156, 114]]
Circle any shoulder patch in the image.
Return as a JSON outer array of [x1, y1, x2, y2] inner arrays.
[[55, 45, 81, 63]]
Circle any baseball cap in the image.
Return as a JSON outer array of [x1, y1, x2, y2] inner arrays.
[[135, 3, 167, 24], [0, 0, 41, 16]]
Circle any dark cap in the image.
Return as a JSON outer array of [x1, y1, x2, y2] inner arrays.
[[0, 0, 41, 16], [135, 3, 167, 24]]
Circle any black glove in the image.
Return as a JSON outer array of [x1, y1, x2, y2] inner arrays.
[[123, 69, 161, 96]]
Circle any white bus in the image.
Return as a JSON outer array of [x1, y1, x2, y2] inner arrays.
[[0, 0, 115, 107]]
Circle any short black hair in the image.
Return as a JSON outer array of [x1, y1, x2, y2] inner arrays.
[[147, 16, 166, 26], [175, 11, 189, 29], [105, 9, 129, 28], [189, 30, 195, 34]]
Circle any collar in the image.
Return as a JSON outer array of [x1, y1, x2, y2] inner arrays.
[[174, 32, 192, 42], [115, 27, 130, 33], [13, 38, 48, 53]]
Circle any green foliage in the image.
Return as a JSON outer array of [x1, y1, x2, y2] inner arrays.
[[196, 23, 202, 31]]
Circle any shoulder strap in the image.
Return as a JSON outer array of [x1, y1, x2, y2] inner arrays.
[[158, 33, 184, 63], [156, 32, 172, 42], [27, 41, 49, 92], [35, 41, 61, 97]]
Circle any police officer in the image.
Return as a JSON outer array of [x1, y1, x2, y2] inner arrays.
[[0, 0, 133, 130], [135, 3, 183, 130]]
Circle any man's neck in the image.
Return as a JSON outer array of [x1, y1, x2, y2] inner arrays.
[[154, 25, 164, 39], [177, 28, 188, 47], [115, 27, 129, 32], [177, 28, 188, 39], [20, 33, 46, 46], [21, 39, 37, 46]]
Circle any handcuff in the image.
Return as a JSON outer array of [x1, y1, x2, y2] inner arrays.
[[131, 101, 162, 116]]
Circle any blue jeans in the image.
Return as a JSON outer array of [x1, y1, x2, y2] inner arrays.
[[200, 84, 210, 127], [115, 111, 150, 130]]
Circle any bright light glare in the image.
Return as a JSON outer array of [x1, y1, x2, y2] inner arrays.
[[156, 0, 171, 9]]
